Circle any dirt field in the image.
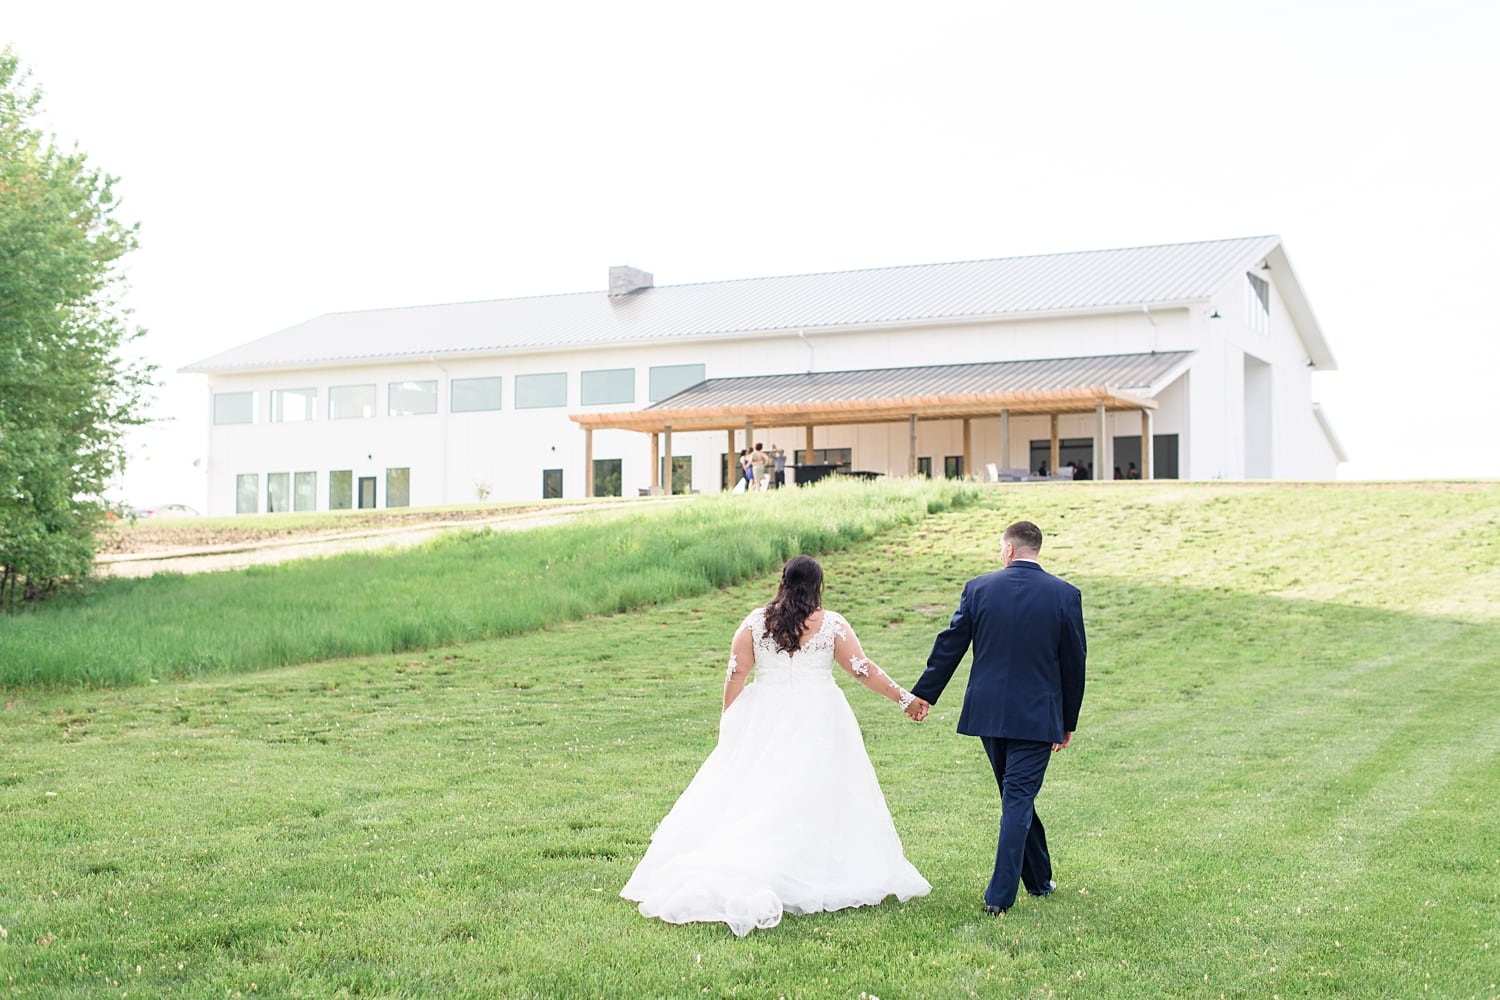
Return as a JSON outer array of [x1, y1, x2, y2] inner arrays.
[[96, 497, 691, 577]]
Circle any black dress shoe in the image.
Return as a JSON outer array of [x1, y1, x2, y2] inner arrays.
[[1028, 880, 1058, 898], [982, 904, 1007, 915]]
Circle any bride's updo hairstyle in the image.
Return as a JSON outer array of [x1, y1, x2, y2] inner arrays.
[[764, 555, 823, 654]]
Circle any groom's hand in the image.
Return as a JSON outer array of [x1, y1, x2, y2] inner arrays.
[[904, 696, 930, 722], [1052, 731, 1073, 752]]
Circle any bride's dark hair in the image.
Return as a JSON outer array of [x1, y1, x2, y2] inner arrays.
[[764, 555, 823, 654]]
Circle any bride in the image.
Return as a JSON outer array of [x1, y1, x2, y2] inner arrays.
[[621, 555, 931, 936]]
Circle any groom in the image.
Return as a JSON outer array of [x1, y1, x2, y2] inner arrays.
[[905, 520, 1086, 914]]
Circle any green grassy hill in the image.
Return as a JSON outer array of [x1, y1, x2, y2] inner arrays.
[[2, 482, 1496, 998]]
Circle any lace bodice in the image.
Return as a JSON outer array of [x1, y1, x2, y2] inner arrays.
[[729, 608, 846, 688], [723, 607, 915, 711]]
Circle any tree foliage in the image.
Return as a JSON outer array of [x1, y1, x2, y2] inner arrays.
[[0, 47, 153, 610]]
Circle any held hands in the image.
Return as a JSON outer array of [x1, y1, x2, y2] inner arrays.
[[903, 696, 930, 722]]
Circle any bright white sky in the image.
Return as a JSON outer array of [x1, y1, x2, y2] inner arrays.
[[7, 0, 1497, 505]]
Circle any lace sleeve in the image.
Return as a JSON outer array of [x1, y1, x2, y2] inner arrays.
[[722, 611, 759, 712], [829, 612, 914, 709]]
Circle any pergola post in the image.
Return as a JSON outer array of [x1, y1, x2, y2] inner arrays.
[[570, 375, 1170, 491], [908, 414, 918, 477], [726, 429, 735, 490], [1141, 408, 1153, 480], [663, 423, 674, 495], [1094, 401, 1106, 481], [650, 433, 660, 493], [1000, 409, 1011, 471], [1049, 414, 1060, 476], [584, 427, 594, 498]]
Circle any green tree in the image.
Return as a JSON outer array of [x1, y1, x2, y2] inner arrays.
[[0, 47, 153, 610]]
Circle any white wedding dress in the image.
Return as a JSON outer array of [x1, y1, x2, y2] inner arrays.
[[621, 608, 931, 936]]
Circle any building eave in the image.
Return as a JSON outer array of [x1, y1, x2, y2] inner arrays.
[[1312, 402, 1347, 462], [1264, 243, 1337, 371], [179, 301, 1205, 377]]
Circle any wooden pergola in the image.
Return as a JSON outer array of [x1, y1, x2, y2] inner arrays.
[[571, 385, 1159, 495]]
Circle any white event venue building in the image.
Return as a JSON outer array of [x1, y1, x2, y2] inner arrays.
[[183, 235, 1343, 514]]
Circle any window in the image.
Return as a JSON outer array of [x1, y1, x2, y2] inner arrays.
[[1245, 272, 1270, 335], [386, 467, 410, 508], [294, 472, 317, 511], [329, 384, 376, 419], [267, 472, 291, 513], [214, 392, 254, 425], [388, 380, 438, 416], [1029, 438, 1095, 478], [592, 458, 622, 497], [451, 376, 502, 413], [1154, 434, 1180, 479], [660, 456, 692, 495], [329, 470, 353, 510], [235, 473, 259, 514], [542, 468, 563, 499], [944, 455, 965, 479], [916, 457, 933, 478], [794, 448, 852, 466], [649, 363, 705, 402], [269, 388, 316, 423], [580, 368, 634, 406], [515, 372, 567, 409]]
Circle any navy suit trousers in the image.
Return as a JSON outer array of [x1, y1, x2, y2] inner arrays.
[[980, 737, 1054, 909]]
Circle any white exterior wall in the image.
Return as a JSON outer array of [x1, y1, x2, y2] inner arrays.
[[1203, 263, 1341, 479], [198, 286, 1332, 513]]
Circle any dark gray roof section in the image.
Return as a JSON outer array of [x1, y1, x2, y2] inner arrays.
[[649, 351, 1194, 410], [183, 237, 1289, 373]]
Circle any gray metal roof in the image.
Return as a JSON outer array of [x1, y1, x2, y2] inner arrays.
[[184, 236, 1294, 373], [572, 351, 1195, 433], [650, 351, 1193, 410]]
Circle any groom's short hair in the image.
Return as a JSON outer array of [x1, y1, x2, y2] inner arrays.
[[1004, 520, 1043, 554]]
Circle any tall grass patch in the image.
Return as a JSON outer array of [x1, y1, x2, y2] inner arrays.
[[1, 478, 978, 689]]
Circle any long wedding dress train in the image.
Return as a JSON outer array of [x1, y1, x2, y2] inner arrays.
[[621, 609, 930, 936]]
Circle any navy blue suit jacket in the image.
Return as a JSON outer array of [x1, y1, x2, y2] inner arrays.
[[911, 560, 1086, 742]]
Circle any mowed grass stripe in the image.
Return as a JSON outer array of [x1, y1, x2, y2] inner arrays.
[[2, 482, 1496, 998], [1055, 592, 1491, 861], [1013, 610, 1498, 998], [1268, 716, 1500, 997]]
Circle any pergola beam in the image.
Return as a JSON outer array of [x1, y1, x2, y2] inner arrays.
[[571, 387, 1158, 436], [573, 385, 1163, 493]]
